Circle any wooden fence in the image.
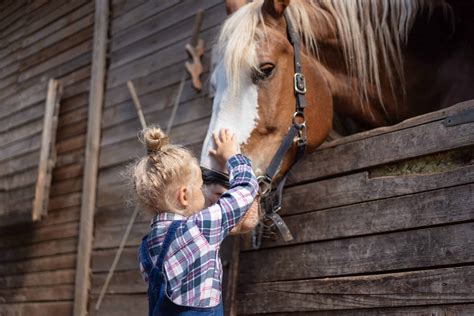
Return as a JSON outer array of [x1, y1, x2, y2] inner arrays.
[[237, 100, 474, 315]]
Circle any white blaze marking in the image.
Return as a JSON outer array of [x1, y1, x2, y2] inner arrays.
[[200, 61, 259, 171]]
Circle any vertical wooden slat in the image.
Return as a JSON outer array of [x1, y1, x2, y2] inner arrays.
[[73, 1, 109, 315], [32, 78, 63, 221]]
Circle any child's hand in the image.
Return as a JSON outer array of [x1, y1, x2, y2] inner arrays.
[[209, 128, 239, 167]]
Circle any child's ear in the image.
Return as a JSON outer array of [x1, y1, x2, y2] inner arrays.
[[177, 186, 189, 208]]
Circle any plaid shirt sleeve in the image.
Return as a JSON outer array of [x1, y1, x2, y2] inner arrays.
[[191, 154, 258, 245]]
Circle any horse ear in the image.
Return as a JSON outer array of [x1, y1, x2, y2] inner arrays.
[[262, 0, 290, 19], [226, 0, 248, 15]]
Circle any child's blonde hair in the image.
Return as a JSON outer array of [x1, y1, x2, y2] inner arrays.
[[131, 127, 199, 213]]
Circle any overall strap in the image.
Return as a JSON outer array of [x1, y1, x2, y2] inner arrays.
[[140, 220, 184, 282], [154, 220, 183, 276]]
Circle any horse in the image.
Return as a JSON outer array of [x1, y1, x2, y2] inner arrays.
[[200, 0, 474, 234]]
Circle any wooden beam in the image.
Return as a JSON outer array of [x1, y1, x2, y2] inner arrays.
[[32, 78, 63, 221], [73, 1, 109, 315]]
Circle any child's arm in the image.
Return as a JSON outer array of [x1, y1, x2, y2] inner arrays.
[[191, 129, 258, 244], [192, 154, 258, 244]]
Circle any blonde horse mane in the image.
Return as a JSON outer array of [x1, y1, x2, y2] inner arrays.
[[217, 0, 451, 115]]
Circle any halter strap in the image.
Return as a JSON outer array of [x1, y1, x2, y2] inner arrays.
[[258, 11, 308, 195]]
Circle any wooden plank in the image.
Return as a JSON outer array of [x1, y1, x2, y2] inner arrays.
[[0, 0, 76, 59], [0, 81, 48, 121], [104, 58, 199, 108], [109, 3, 224, 70], [98, 116, 210, 169], [289, 101, 474, 184], [0, 133, 41, 162], [0, 238, 77, 263], [74, 0, 108, 314], [111, 0, 147, 19], [94, 222, 148, 250], [0, 103, 44, 134], [57, 121, 88, 142], [95, 203, 150, 228], [110, 0, 221, 52], [107, 26, 217, 89], [92, 247, 139, 273], [0, 222, 78, 249], [19, 26, 93, 72], [100, 96, 211, 148], [101, 76, 204, 129], [56, 149, 85, 168], [17, 12, 94, 60], [242, 183, 474, 250], [237, 266, 474, 313], [280, 164, 474, 217], [0, 284, 73, 303], [0, 53, 91, 120], [89, 294, 147, 316], [18, 40, 92, 83], [256, 304, 474, 316], [0, 168, 38, 191], [50, 178, 83, 197], [52, 164, 83, 182], [60, 92, 89, 114], [56, 135, 86, 154], [33, 79, 63, 221], [0, 254, 76, 276], [20, 0, 91, 48], [58, 107, 88, 128], [239, 222, 474, 284], [62, 78, 91, 99], [0, 205, 79, 237], [0, 270, 75, 288], [91, 270, 145, 295], [110, 0, 179, 36], [0, 302, 72, 315], [0, 119, 43, 149], [48, 192, 82, 211]]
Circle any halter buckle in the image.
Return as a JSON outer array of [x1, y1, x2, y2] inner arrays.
[[294, 72, 306, 94], [257, 175, 272, 197]]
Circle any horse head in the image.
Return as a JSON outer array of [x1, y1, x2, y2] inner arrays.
[[201, 0, 333, 181]]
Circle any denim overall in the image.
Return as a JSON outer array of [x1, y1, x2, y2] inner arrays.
[[139, 221, 224, 316]]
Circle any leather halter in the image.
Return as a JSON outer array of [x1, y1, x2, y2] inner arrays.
[[201, 12, 309, 248]]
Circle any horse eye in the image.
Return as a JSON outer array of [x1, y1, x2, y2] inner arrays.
[[252, 63, 275, 82]]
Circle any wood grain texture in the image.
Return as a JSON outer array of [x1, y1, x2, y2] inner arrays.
[[74, 0, 108, 314], [239, 222, 474, 284], [289, 101, 474, 184], [241, 183, 474, 250], [253, 304, 474, 316], [33, 79, 63, 221], [237, 266, 474, 313]]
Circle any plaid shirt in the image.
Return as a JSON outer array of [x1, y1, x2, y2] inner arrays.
[[140, 154, 258, 308]]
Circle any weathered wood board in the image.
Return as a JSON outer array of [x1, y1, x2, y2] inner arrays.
[[0, 0, 92, 314], [236, 101, 474, 314]]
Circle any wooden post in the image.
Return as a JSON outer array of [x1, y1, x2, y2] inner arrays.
[[73, 1, 108, 315]]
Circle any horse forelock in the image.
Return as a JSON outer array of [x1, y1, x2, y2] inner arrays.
[[214, 0, 451, 116]]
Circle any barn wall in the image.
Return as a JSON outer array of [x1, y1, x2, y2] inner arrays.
[[89, 1, 228, 314], [0, 0, 94, 314], [236, 101, 474, 315]]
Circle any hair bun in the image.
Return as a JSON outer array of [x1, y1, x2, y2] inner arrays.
[[141, 127, 169, 154]]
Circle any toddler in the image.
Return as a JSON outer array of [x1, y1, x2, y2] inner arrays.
[[132, 127, 258, 315]]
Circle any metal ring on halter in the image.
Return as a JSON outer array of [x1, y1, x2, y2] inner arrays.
[[257, 175, 272, 196], [293, 111, 306, 129]]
